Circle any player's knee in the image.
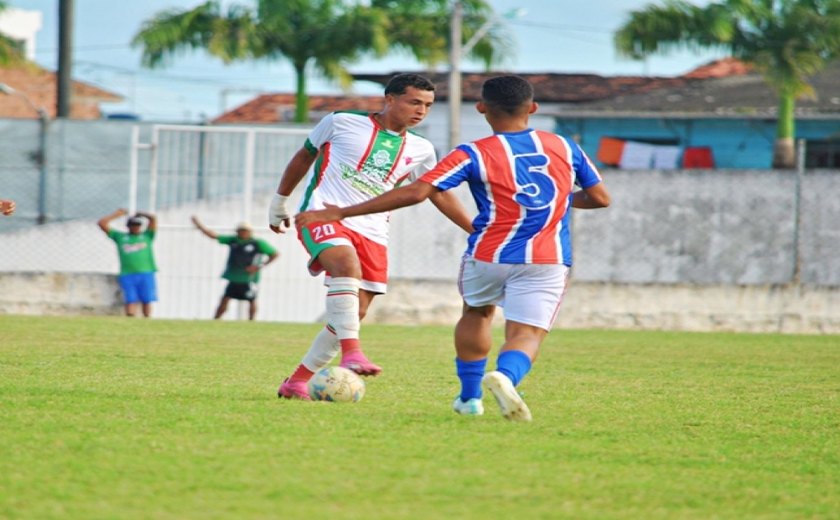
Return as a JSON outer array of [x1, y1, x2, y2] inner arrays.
[[331, 265, 362, 279], [463, 303, 495, 319], [320, 249, 362, 278]]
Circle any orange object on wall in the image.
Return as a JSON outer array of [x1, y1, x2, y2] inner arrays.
[[597, 137, 626, 166]]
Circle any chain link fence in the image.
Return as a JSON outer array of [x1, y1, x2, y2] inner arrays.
[[1, 120, 839, 323]]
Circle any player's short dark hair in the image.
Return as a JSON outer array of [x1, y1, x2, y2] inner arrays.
[[385, 73, 435, 96], [481, 75, 534, 115]]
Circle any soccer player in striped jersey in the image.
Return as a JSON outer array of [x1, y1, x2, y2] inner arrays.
[[268, 73, 473, 400], [296, 75, 611, 420]]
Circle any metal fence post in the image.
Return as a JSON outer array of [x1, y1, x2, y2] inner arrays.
[[791, 139, 806, 284], [36, 110, 50, 224]]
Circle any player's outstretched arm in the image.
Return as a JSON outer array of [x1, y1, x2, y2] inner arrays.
[[572, 183, 611, 209], [428, 190, 474, 234], [295, 181, 437, 228]]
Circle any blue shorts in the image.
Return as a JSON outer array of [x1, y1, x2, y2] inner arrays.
[[118, 272, 158, 304]]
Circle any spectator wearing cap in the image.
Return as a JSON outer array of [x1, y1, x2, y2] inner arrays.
[[97, 208, 158, 317], [191, 215, 278, 320]]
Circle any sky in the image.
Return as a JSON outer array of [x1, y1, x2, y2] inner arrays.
[[7, 0, 726, 122]]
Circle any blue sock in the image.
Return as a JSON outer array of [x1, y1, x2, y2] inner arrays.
[[496, 350, 532, 387], [455, 357, 487, 401]]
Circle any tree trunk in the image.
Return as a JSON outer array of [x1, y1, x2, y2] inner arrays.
[[772, 138, 796, 169], [294, 62, 308, 123], [772, 92, 796, 169]]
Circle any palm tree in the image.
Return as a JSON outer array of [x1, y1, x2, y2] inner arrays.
[[132, 0, 509, 123], [133, 0, 388, 123], [615, 0, 840, 168]]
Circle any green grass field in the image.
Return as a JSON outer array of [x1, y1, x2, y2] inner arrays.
[[1, 315, 838, 519]]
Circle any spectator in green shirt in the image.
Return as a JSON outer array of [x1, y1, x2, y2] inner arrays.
[[98, 208, 158, 317], [192, 216, 278, 320]]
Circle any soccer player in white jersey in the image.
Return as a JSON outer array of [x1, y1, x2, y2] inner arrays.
[[296, 75, 611, 420], [268, 73, 473, 400]]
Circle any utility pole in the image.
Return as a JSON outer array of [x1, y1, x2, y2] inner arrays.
[[448, 0, 463, 152], [447, 4, 524, 151], [57, 0, 74, 117]]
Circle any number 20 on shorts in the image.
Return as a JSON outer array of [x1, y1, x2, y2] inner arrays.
[[312, 223, 336, 241]]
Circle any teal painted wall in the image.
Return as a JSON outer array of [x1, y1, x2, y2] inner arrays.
[[554, 117, 840, 169]]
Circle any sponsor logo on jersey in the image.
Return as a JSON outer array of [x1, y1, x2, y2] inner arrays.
[[122, 242, 147, 253], [372, 149, 391, 168], [340, 163, 386, 197], [336, 131, 406, 197]]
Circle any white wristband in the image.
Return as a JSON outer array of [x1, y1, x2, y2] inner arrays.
[[268, 193, 291, 227], [273, 194, 289, 208]]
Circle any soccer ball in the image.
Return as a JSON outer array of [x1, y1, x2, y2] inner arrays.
[[308, 366, 366, 403]]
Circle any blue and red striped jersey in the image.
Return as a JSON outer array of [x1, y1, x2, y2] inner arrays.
[[420, 129, 602, 266]]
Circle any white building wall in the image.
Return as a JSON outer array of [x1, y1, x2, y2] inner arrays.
[[0, 7, 42, 61]]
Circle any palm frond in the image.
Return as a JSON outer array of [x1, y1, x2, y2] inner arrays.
[[131, 0, 512, 121], [0, 34, 26, 66], [131, 1, 231, 68]]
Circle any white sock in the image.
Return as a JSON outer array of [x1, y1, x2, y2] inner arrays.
[[325, 277, 360, 341], [301, 325, 339, 372]]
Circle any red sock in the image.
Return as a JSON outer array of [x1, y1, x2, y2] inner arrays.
[[289, 364, 314, 383], [340, 338, 361, 355]]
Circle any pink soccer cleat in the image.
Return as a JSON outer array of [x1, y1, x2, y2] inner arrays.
[[340, 351, 382, 377], [277, 378, 311, 400]]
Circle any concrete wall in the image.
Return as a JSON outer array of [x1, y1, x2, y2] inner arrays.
[[365, 280, 840, 334], [2, 273, 837, 334], [569, 168, 840, 286], [0, 272, 122, 316], [388, 168, 840, 286]]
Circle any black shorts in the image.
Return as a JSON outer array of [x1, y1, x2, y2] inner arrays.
[[224, 282, 257, 301]]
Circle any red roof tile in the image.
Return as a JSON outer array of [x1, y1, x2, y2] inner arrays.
[[213, 93, 385, 124], [0, 64, 122, 120], [212, 58, 762, 123], [682, 57, 752, 79]]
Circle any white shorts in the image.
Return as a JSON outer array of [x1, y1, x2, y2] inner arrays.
[[458, 258, 571, 331]]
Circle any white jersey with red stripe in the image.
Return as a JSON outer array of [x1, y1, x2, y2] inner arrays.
[[419, 128, 603, 266], [297, 111, 437, 245]]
